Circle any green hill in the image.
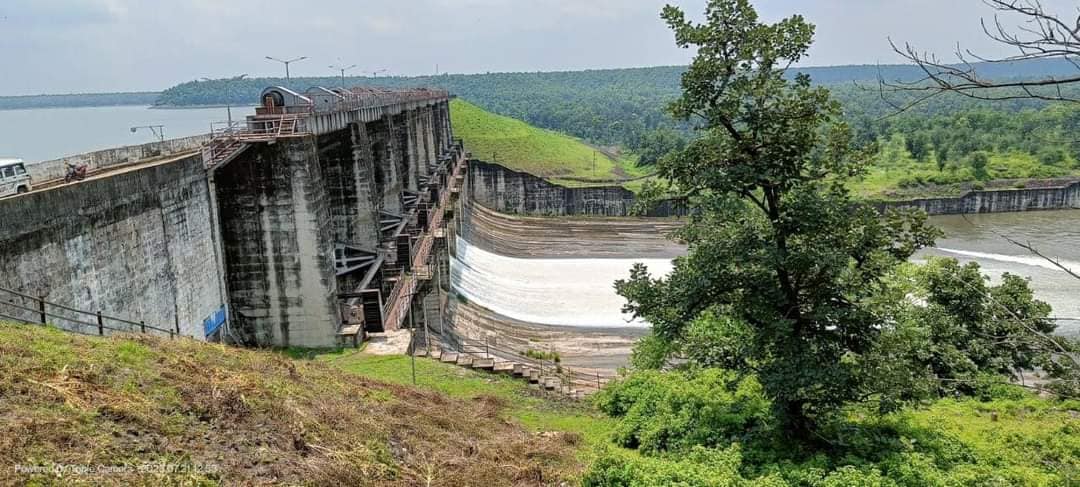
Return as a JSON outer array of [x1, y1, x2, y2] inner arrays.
[[450, 98, 652, 188]]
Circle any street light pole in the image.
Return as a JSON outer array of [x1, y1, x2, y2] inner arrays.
[[265, 56, 308, 82], [201, 74, 247, 128], [330, 64, 357, 88], [130, 125, 166, 143], [366, 69, 388, 78]]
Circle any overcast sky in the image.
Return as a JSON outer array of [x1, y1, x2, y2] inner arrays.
[[0, 0, 1072, 95]]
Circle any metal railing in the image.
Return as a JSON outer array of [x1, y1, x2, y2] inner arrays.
[[254, 88, 449, 117], [380, 147, 465, 330], [316, 88, 449, 115], [0, 287, 178, 339]]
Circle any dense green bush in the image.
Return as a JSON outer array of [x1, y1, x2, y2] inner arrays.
[[594, 369, 771, 454], [586, 392, 1080, 486], [583, 445, 786, 487]]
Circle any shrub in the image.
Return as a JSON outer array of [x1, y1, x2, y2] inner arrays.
[[522, 349, 560, 363], [593, 369, 771, 453], [583, 445, 787, 487]]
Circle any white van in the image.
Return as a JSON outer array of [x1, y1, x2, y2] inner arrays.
[[0, 158, 32, 197]]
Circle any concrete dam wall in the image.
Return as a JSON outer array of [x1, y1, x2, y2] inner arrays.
[[876, 180, 1080, 215], [0, 87, 459, 349], [468, 160, 684, 217], [0, 153, 225, 337]]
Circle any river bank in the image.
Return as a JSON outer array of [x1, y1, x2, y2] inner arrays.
[[874, 178, 1080, 215]]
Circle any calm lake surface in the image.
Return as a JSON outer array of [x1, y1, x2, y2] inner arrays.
[[0, 105, 237, 162], [922, 210, 1080, 336]]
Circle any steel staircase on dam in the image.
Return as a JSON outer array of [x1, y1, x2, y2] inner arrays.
[[203, 115, 305, 169]]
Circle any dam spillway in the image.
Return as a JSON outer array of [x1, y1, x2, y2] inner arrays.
[[443, 197, 686, 369], [451, 202, 682, 328]]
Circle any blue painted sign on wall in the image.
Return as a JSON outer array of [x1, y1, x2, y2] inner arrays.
[[203, 307, 226, 337]]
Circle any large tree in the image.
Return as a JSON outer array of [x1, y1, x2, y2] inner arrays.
[[617, 0, 940, 441]]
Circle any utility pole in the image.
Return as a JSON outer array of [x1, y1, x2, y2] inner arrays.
[[409, 298, 417, 385], [366, 69, 388, 78], [265, 56, 307, 82], [331, 64, 358, 89], [201, 74, 247, 128]]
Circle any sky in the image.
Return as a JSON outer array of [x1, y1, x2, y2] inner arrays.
[[0, 0, 1073, 95]]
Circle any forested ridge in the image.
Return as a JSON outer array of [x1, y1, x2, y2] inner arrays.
[[152, 59, 1080, 196], [0, 92, 159, 110], [10, 59, 1080, 196]]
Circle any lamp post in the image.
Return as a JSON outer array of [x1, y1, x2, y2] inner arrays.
[[130, 125, 165, 143], [201, 74, 247, 129], [366, 69, 388, 78], [265, 56, 307, 81], [330, 64, 358, 88]]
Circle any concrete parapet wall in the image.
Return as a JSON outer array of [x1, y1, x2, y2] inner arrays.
[[0, 154, 225, 338], [875, 181, 1080, 215], [28, 134, 209, 183]]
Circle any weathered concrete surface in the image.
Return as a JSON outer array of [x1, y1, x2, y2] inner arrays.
[[0, 153, 224, 337], [28, 134, 209, 183], [214, 99, 455, 348], [876, 180, 1080, 215], [445, 297, 646, 371], [460, 197, 685, 259], [213, 137, 338, 348], [0, 91, 455, 349], [468, 160, 683, 217]]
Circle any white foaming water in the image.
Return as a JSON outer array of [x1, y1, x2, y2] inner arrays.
[[451, 237, 674, 328], [935, 248, 1080, 274]]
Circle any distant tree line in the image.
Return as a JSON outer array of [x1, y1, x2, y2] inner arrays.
[[154, 59, 1080, 169], [0, 92, 160, 111]]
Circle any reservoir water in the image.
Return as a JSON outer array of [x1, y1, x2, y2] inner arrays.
[[0, 105, 235, 163]]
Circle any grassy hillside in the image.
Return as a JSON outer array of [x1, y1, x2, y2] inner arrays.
[[450, 98, 652, 188], [3, 324, 1078, 484], [0, 324, 594, 486]]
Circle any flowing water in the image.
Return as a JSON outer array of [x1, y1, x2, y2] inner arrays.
[[451, 236, 673, 328], [922, 210, 1080, 336], [453, 210, 1080, 336]]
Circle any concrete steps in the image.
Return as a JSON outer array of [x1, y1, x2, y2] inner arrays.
[[471, 358, 495, 370], [414, 345, 597, 400]]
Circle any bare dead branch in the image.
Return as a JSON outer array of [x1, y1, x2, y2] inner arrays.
[[881, 0, 1080, 108]]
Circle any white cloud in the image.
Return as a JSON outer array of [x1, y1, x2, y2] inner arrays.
[[1, 0, 1068, 95]]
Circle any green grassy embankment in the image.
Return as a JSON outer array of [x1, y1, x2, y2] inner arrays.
[[3, 324, 1077, 484], [0, 324, 604, 486], [450, 99, 656, 190], [851, 141, 1080, 201]]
